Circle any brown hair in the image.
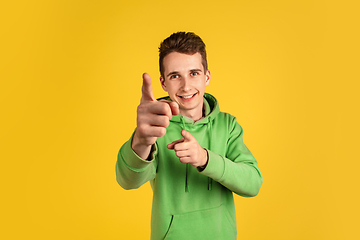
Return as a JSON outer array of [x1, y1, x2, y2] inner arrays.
[[159, 32, 208, 78]]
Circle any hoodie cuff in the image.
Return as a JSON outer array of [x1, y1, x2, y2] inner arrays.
[[198, 149, 225, 181], [121, 136, 157, 171]]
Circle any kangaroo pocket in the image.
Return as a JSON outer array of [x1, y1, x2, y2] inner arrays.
[[164, 204, 236, 240]]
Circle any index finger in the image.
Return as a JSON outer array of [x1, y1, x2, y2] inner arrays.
[[167, 138, 185, 149], [141, 73, 156, 103]]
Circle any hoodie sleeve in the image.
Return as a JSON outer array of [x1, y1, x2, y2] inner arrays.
[[200, 118, 263, 197], [115, 133, 157, 190]]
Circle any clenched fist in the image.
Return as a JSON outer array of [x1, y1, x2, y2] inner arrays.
[[167, 130, 208, 168], [132, 73, 179, 160]]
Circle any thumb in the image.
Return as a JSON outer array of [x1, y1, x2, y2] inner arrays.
[[141, 73, 156, 103], [158, 99, 180, 117], [169, 101, 180, 116], [181, 130, 194, 142]]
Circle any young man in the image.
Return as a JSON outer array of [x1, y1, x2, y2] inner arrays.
[[116, 32, 262, 240]]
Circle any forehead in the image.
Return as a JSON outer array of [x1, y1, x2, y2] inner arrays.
[[163, 52, 203, 74]]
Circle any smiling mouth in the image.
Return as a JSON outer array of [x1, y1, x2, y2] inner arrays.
[[178, 93, 197, 99]]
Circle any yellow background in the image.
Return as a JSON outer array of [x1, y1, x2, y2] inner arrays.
[[2, 0, 359, 239]]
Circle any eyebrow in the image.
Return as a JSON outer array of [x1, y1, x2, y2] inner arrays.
[[166, 71, 180, 77], [190, 68, 203, 72], [166, 69, 203, 77]]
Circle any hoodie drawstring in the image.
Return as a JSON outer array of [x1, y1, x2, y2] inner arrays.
[[185, 163, 190, 192], [181, 117, 190, 193]]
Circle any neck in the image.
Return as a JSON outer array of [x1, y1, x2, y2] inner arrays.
[[180, 104, 204, 122]]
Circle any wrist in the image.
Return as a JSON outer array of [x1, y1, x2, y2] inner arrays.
[[198, 149, 209, 171], [131, 131, 153, 160]]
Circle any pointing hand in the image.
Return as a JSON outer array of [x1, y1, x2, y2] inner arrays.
[[167, 130, 208, 168], [132, 73, 179, 159]]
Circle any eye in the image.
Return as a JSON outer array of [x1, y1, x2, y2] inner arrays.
[[169, 74, 179, 79], [190, 72, 199, 77]]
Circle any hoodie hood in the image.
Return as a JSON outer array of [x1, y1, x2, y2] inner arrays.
[[158, 92, 220, 125]]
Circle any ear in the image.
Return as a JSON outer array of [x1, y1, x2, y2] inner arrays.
[[160, 76, 167, 91], [205, 70, 211, 86]]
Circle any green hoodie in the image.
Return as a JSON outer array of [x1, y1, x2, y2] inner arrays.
[[116, 93, 262, 240]]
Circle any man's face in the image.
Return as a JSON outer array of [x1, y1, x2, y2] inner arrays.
[[160, 52, 211, 120]]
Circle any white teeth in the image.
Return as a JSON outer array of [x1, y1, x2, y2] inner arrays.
[[180, 93, 195, 99], [182, 95, 193, 99]]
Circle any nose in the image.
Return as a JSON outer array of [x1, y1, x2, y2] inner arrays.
[[181, 75, 191, 91]]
